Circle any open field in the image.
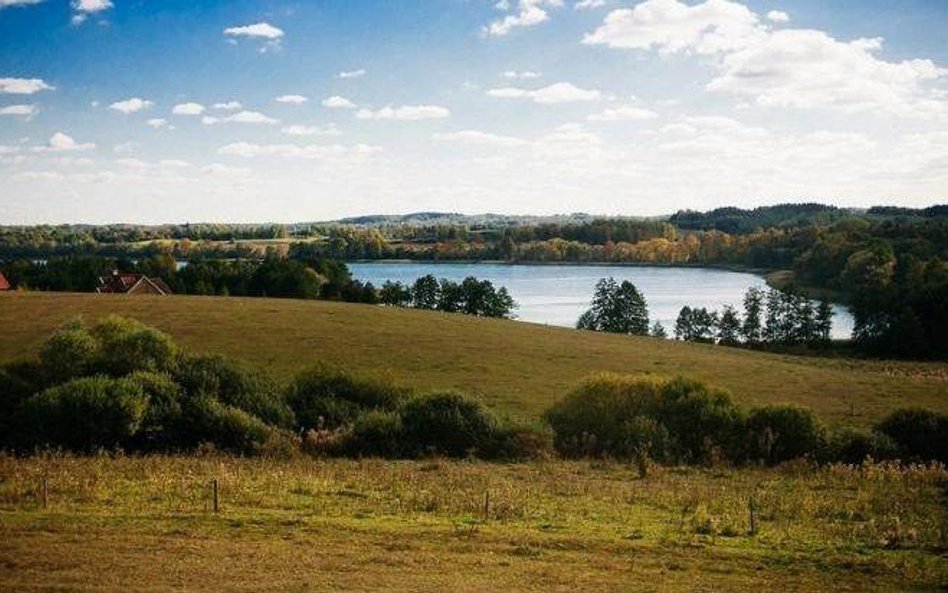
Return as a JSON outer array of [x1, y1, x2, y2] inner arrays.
[[1, 455, 946, 592], [2, 292, 948, 426]]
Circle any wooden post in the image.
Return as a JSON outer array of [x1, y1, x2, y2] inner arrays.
[[41, 474, 49, 509], [483, 490, 490, 521], [212, 479, 219, 513], [748, 495, 757, 536]]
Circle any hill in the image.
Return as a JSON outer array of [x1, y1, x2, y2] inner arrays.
[[2, 292, 946, 425]]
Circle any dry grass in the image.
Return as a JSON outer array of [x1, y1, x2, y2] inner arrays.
[[2, 291, 947, 426], [1, 454, 946, 592]]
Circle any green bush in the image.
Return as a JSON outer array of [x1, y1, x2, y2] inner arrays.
[[876, 408, 948, 463], [488, 420, 555, 460], [39, 322, 98, 383], [340, 410, 405, 457], [90, 316, 178, 377], [127, 371, 184, 450], [745, 405, 825, 465], [544, 373, 743, 463], [400, 391, 498, 458], [182, 395, 288, 455], [0, 361, 47, 448], [174, 354, 294, 429], [826, 427, 898, 464], [285, 364, 406, 430], [18, 376, 149, 451]]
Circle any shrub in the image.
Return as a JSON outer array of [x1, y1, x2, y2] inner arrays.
[[90, 316, 178, 376], [488, 420, 555, 460], [127, 371, 184, 450], [544, 373, 743, 463], [285, 364, 406, 430], [182, 395, 287, 455], [18, 376, 149, 451], [876, 408, 948, 463], [400, 391, 497, 458], [0, 361, 47, 448], [174, 354, 294, 429], [339, 410, 405, 457], [39, 322, 98, 383], [745, 405, 825, 465], [826, 427, 898, 464]]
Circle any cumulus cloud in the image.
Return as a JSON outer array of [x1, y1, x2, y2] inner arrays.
[[503, 70, 542, 80], [201, 163, 250, 176], [218, 141, 381, 160], [485, 0, 563, 37], [282, 124, 342, 137], [766, 10, 789, 23], [223, 22, 284, 39], [146, 118, 169, 128], [109, 97, 153, 114], [202, 110, 278, 125], [433, 130, 528, 147], [33, 132, 95, 152], [575, 0, 607, 9], [71, 0, 112, 25], [0, 77, 54, 94], [322, 95, 357, 109], [0, 104, 37, 117], [487, 81, 601, 103], [355, 105, 450, 121], [587, 104, 658, 121], [337, 69, 366, 79], [276, 94, 308, 104], [172, 102, 205, 115], [213, 101, 242, 110], [0, 0, 43, 9], [584, 0, 948, 118]]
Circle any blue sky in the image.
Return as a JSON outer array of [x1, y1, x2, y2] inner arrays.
[[1, 0, 947, 224]]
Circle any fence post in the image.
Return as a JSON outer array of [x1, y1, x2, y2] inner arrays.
[[748, 495, 757, 536], [483, 490, 490, 521], [41, 473, 49, 509], [212, 479, 219, 513]]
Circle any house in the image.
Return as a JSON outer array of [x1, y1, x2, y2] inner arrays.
[[96, 271, 173, 295], [0, 271, 10, 291]]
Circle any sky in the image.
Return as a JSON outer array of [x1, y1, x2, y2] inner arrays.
[[0, 0, 947, 224]]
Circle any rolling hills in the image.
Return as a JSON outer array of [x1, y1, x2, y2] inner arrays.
[[2, 292, 946, 425]]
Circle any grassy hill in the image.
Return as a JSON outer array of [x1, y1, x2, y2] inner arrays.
[[2, 291, 946, 425]]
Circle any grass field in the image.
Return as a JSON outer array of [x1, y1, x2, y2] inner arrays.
[[1, 455, 946, 592], [2, 291, 947, 426]]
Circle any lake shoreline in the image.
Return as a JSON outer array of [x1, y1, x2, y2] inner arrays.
[[347, 259, 775, 276]]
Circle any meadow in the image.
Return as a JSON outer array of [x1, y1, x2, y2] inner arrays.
[[1, 292, 947, 426], [1, 455, 946, 592]]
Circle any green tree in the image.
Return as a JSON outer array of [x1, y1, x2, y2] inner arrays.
[[576, 277, 649, 335], [741, 287, 764, 344], [717, 305, 741, 346], [411, 275, 440, 310]]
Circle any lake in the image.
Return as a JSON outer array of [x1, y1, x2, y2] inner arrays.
[[349, 262, 855, 340]]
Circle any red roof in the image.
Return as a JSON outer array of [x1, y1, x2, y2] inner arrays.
[[0, 272, 9, 291], [97, 271, 172, 295]]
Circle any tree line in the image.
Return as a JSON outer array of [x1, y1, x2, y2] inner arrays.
[[378, 274, 517, 319]]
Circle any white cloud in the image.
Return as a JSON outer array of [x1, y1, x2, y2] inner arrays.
[[485, 0, 563, 37], [218, 141, 381, 160], [575, 0, 607, 9], [0, 145, 19, 154], [355, 105, 450, 121], [433, 130, 528, 147], [337, 69, 366, 79], [223, 22, 284, 39], [583, 0, 763, 54], [0, 104, 37, 117], [71, 0, 112, 25], [0, 0, 43, 9], [33, 132, 95, 152], [587, 104, 658, 121], [202, 110, 278, 125], [0, 77, 54, 94], [282, 124, 342, 137], [213, 101, 242, 110], [322, 95, 357, 109], [172, 102, 205, 115], [502, 70, 542, 80], [585, 0, 948, 118], [109, 97, 153, 114], [146, 118, 169, 128], [276, 94, 308, 104], [766, 10, 789, 23], [487, 81, 601, 104], [202, 163, 250, 176]]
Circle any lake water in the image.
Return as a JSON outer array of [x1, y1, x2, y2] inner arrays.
[[349, 262, 855, 340]]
